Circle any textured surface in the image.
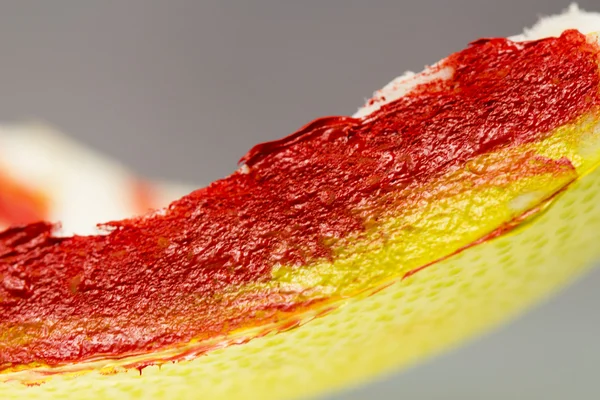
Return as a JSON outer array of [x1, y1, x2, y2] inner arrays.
[[2, 136, 600, 399], [1, 2, 600, 399], [2, 30, 599, 375], [3, 33, 600, 399]]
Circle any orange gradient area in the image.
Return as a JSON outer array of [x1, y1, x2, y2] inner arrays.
[[0, 168, 49, 228], [131, 179, 163, 216]]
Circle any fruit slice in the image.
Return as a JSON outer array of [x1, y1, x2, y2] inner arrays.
[[3, 8, 600, 400], [0, 124, 193, 234]]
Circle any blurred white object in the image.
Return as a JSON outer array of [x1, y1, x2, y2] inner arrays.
[[0, 123, 193, 235], [356, 3, 600, 118], [511, 3, 600, 41]]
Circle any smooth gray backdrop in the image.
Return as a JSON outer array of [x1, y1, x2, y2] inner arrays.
[[0, 1, 598, 399]]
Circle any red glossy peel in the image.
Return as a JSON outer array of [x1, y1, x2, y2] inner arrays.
[[1, 30, 599, 373]]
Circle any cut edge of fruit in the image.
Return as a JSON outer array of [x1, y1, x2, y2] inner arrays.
[[0, 181, 571, 383], [3, 20, 600, 400], [1, 109, 595, 380], [2, 139, 599, 400]]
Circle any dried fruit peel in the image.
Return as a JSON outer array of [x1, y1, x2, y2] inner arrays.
[[3, 11, 600, 400], [2, 144, 600, 400]]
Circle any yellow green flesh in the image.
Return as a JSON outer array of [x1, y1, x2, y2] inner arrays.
[[1, 97, 600, 399]]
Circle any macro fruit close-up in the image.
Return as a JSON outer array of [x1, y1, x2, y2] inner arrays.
[[2, 3, 600, 400]]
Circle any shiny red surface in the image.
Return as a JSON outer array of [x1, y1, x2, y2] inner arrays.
[[1, 30, 599, 370]]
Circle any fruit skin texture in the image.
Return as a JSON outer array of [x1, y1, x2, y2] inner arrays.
[[0, 168, 49, 227], [2, 155, 600, 400], [3, 32, 600, 400]]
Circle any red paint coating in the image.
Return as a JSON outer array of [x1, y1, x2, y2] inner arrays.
[[1, 30, 599, 371]]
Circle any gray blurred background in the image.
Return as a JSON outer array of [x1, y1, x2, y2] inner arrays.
[[0, 1, 598, 399]]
